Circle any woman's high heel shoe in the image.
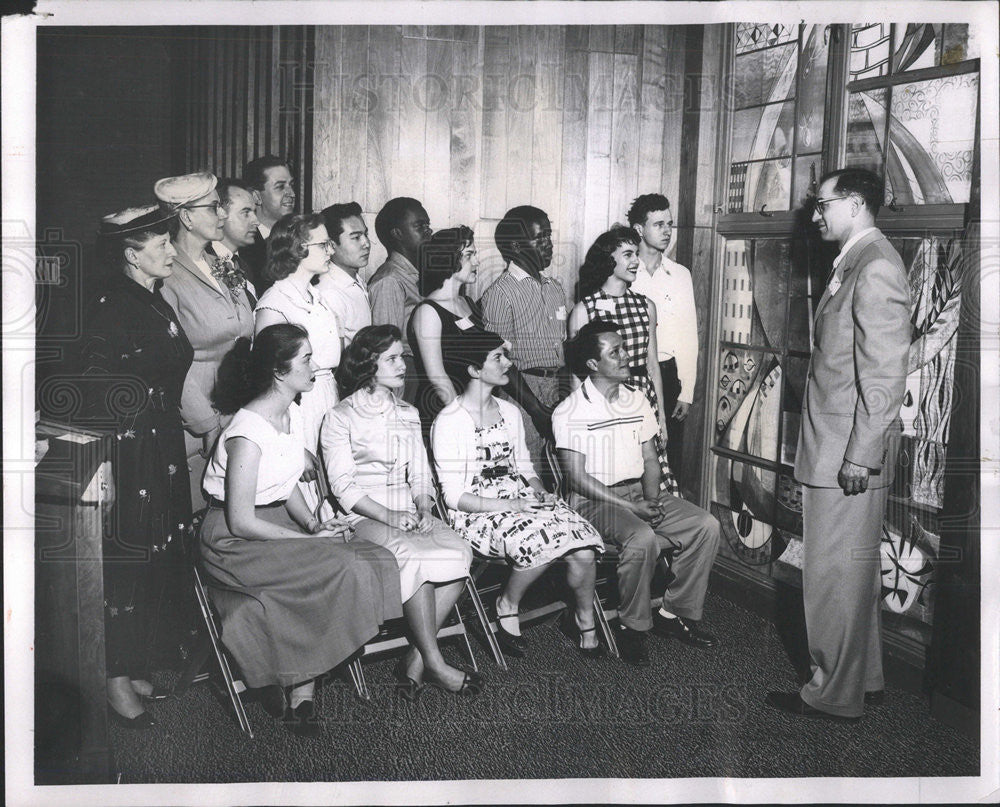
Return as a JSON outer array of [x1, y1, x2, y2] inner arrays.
[[559, 613, 607, 659], [394, 659, 423, 703], [107, 702, 156, 730], [423, 667, 484, 698], [494, 607, 528, 658]]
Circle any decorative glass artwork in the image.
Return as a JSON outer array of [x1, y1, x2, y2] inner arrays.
[[850, 23, 891, 79], [892, 23, 971, 72], [795, 26, 829, 152], [714, 346, 781, 467], [779, 355, 809, 467], [733, 42, 796, 108], [845, 87, 887, 177], [735, 23, 797, 54]]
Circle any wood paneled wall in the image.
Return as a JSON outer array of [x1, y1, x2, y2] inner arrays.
[[311, 25, 691, 301], [177, 26, 313, 201]]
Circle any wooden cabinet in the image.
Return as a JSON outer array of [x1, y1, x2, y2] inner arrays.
[[34, 421, 112, 784]]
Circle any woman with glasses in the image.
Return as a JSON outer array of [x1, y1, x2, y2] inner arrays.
[[321, 325, 480, 699], [431, 334, 605, 659], [253, 213, 343, 451], [157, 172, 256, 510]]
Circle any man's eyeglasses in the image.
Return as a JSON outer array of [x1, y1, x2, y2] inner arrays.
[[304, 239, 335, 251], [814, 195, 851, 213], [183, 201, 223, 214]]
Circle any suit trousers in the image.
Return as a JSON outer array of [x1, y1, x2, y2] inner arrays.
[[800, 483, 887, 718], [658, 358, 686, 483], [571, 481, 719, 630]]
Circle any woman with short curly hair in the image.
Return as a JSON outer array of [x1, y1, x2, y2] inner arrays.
[[253, 213, 342, 452], [321, 325, 481, 699]]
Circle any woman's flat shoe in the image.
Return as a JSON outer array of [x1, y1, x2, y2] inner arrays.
[[559, 614, 607, 659], [257, 685, 286, 718], [423, 667, 484, 698], [282, 700, 321, 738], [495, 610, 528, 658], [108, 704, 156, 730], [394, 659, 423, 703], [140, 685, 175, 702]]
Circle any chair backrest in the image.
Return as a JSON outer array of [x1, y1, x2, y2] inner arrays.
[[542, 439, 569, 499]]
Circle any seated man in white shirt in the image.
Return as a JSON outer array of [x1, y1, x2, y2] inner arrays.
[[552, 319, 720, 665]]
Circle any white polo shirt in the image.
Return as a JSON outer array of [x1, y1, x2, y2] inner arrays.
[[552, 377, 658, 485], [315, 264, 372, 342]]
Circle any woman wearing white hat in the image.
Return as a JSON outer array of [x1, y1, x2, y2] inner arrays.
[[156, 172, 256, 509]]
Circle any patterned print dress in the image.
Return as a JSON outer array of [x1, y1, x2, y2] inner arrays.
[[448, 420, 604, 568], [582, 288, 679, 495]]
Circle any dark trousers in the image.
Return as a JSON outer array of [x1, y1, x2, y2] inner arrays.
[[659, 358, 685, 482]]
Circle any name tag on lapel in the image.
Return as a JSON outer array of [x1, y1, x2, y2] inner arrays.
[[828, 276, 842, 296], [455, 317, 474, 331]]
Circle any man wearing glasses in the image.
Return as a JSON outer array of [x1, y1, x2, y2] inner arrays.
[[627, 193, 698, 492], [766, 167, 911, 722]]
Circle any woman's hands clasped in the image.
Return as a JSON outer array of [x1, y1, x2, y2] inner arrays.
[[385, 507, 435, 533], [308, 515, 353, 541]]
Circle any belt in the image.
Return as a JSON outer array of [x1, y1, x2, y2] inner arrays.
[[206, 496, 284, 510], [522, 367, 561, 379], [610, 477, 642, 488]]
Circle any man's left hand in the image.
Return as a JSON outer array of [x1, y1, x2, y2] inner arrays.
[[671, 401, 690, 421], [837, 460, 870, 495]]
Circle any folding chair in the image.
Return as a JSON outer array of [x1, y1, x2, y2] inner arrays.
[[313, 452, 493, 677]]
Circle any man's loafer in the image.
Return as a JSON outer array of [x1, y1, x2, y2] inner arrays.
[[765, 691, 861, 722], [651, 613, 718, 648], [614, 625, 650, 666]]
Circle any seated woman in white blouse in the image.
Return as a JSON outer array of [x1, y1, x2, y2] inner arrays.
[[202, 324, 402, 737], [431, 333, 606, 658], [321, 324, 481, 699]]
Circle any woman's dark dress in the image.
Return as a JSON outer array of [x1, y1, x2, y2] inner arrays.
[[407, 296, 487, 435], [79, 272, 195, 678]]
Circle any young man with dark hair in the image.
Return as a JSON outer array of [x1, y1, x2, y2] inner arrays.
[[626, 193, 698, 488], [553, 319, 720, 665], [480, 205, 565, 469], [368, 197, 433, 401], [316, 201, 372, 345], [766, 166, 910, 722], [240, 155, 297, 295]]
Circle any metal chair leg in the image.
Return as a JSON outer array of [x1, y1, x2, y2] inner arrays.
[[193, 567, 253, 737], [452, 604, 478, 673], [592, 591, 620, 659], [463, 576, 507, 670], [347, 657, 370, 701]]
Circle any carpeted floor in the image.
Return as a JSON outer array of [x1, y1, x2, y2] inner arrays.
[[108, 589, 979, 783]]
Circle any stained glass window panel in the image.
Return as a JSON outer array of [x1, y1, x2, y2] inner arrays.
[[720, 240, 753, 343], [735, 23, 797, 54], [792, 154, 820, 209], [746, 158, 791, 214], [733, 42, 796, 108], [715, 347, 781, 466], [750, 239, 792, 349], [892, 23, 971, 72], [795, 25, 829, 152], [780, 356, 809, 466], [887, 74, 978, 204], [845, 87, 888, 177], [851, 23, 891, 80]]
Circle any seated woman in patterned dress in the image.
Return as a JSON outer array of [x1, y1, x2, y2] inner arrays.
[[568, 226, 678, 495], [321, 325, 481, 698], [431, 332, 606, 658], [202, 324, 403, 736]]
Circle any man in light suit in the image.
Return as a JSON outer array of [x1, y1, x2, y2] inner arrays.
[[766, 168, 911, 722]]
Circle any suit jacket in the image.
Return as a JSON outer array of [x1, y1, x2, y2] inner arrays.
[[238, 229, 272, 296], [795, 228, 911, 489], [160, 244, 255, 436]]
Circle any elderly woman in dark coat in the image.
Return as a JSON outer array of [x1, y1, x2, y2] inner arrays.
[[80, 205, 195, 728]]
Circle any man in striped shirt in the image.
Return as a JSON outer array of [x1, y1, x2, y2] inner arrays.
[[554, 320, 720, 666], [480, 205, 567, 469]]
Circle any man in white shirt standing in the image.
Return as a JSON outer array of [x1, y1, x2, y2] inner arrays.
[[317, 201, 373, 346], [627, 193, 698, 489], [241, 155, 297, 295], [553, 319, 720, 666]]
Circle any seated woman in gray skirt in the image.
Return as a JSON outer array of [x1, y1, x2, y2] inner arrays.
[[321, 324, 481, 699], [201, 324, 402, 737]]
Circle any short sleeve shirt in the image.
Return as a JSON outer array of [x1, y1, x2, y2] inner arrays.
[[551, 377, 658, 485], [203, 406, 306, 504]]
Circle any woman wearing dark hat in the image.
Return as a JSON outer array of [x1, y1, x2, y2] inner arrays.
[[80, 205, 195, 727], [321, 325, 481, 699], [155, 172, 255, 509], [431, 334, 605, 658]]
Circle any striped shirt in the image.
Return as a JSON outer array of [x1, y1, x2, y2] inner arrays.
[[552, 377, 658, 486], [479, 263, 567, 370]]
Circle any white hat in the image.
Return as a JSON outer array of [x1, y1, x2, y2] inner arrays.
[[153, 171, 218, 208]]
